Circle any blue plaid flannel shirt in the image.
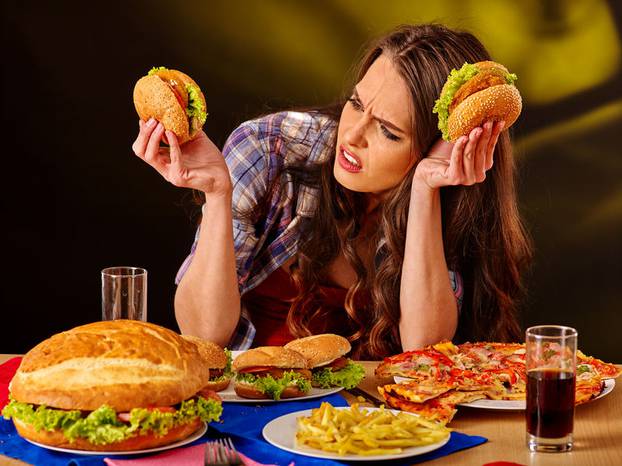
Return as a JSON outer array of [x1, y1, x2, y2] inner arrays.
[[176, 111, 463, 349]]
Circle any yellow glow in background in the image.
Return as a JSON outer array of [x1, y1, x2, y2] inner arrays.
[[3, 0, 621, 360]]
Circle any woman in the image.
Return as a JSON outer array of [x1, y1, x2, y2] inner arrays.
[[132, 24, 532, 359]]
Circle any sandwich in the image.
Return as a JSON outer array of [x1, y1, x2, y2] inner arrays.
[[181, 335, 232, 392], [2, 320, 222, 451], [133, 66, 207, 144], [432, 61, 522, 142], [284, 334, 365, 389], [232, 346, 312, 400]]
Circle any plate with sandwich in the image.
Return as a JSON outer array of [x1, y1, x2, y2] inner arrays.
[[1, 320, 223, 454], [223, 334, 365, 402]]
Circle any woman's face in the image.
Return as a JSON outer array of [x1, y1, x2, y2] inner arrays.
[[335, 54, 416, 194]]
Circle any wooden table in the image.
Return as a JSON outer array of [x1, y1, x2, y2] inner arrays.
[[1, 355, 620, 466]]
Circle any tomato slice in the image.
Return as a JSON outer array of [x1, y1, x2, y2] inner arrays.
[[238, 366, 274, 373]]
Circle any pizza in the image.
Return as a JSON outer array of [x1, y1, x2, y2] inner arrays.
[[376, 340, 619, 424]]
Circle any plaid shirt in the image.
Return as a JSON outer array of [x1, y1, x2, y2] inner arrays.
[[176, 111, 463, 349]]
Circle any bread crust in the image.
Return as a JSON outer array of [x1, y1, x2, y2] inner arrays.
[[232, 346, 307, 371], [284, 334, 351, 368], [233, 381, 307, 399], [13, 417, 203, 451], [10, 320, 210, 411], [202, 377, 232, 392], [181, 335, 227, 369], [134, 75, 191, 143], [447, 84, 522, 142]]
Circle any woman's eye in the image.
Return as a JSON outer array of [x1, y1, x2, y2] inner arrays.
[[380, 124, 400, 141], [347, 97, 363, 111]]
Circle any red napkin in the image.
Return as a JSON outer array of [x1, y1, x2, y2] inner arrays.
[[0, 357, 22, 409], [483, 462, 526, 466], [103, 443, 293, 466]]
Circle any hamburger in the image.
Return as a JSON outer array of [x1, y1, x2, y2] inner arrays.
[[284, 334, 365, 389], [1, 320, 222, 451], [432, 61, 522, 142], [181, 335, 232, 392], [133, 66, 207, 144], [232, 347, 312, 400]]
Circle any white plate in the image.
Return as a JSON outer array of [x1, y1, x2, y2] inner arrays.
[[262, 407, 450, 462], [24, 423, 207, 456], [393, 377, 616, 410], [223, 350, 343, 403], [219, 384, 343, 403]]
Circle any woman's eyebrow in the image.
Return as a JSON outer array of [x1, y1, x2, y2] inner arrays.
[[353, 87, 406, 135]]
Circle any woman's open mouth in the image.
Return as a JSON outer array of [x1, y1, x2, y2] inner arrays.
[[338, 146, 363, 173]]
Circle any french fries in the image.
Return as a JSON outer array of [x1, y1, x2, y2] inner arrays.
[[296, 402, 450, 456]]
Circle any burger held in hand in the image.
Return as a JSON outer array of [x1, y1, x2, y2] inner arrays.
[[232, 347, 312, 400], [181, 335, 232, 392], [433, 60, 522, 142], [133, 66, 207, 144], [2, 320, 222, 451], [284, 334, 365, 389]]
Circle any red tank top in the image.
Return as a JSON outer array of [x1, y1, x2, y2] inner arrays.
[[242, 266, 359, 346]]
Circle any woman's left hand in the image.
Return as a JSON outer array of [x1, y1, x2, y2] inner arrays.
[[412, 120, 504, 191]]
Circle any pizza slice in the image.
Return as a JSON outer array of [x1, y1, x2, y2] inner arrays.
[[378, 386, 486, 425], [577, 351, 622, 379], [380, 381, 454, 403], [374, 347, 456, 381], [575, 370, 605, 405], [457, 341, 526, 371]]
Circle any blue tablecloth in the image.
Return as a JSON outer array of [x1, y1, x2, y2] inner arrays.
[[0, 393, 487, 465]]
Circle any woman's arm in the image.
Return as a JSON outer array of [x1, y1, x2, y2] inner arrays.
[[399, 121, 504, 350], [175, 192, 241, 346], [132, 121, 240, 346], [399, 183, 458, 349]]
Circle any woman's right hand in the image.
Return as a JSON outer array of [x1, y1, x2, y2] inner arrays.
[[132, 119, 232, 197]]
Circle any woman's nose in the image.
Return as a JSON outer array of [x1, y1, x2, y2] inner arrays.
[[343, 114, 369, 148]]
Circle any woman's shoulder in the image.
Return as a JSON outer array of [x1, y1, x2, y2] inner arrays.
[[226, 110, 336, 159]]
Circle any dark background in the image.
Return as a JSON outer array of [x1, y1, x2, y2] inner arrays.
[[3, 1, 621, 361]]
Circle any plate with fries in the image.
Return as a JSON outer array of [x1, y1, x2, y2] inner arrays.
[[262, 402, 451, 461]]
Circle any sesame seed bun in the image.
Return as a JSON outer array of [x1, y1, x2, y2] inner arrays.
[[447, 84, 522, 142], [181, 335, 231, 391], [232, 346, 307, 371], [133, 68, 206, 144], [284, 334, 351, 368], [181, 335, 227, 369]]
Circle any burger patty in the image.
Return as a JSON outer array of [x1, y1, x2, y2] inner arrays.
[[449, 73, 507, 112], [209, 368, 225, 379], [325, 357, 349, 371]]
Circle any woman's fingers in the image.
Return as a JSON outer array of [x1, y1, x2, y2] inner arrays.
[[166, 131, 186, 186], [462, 127, 481, 184], [132, 118, 158, 159], [446, 136, 467, 183], [144, 123, 165, 165], [474, 122, 493, 181], [486, 121, 504, 170]]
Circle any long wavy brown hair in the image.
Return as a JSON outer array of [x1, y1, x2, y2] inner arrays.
[[231, 24, 533, 359]]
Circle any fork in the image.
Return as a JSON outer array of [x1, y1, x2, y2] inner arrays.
[[204, 437, 243, 466]]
